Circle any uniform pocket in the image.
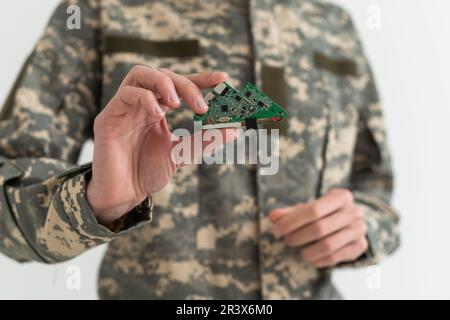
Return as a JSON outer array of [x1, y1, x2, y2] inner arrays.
[[313, 51, 360, 194]]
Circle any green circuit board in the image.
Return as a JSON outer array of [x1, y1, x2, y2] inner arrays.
[[193, 82, 288, 129]]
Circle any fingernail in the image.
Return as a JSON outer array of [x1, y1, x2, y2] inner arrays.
[[156, 105, 165, 116], [169, 90, 180, 104], [196, 98, 208, 113], [272, 224, 281, 239]]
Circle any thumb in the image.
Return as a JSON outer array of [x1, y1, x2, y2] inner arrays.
[[268, 210, 287, 223]]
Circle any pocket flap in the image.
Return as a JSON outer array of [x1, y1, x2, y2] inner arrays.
[[314, 51, 358, 76], [104, 35, 200, 58]]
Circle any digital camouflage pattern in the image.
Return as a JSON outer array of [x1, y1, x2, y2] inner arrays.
[[0, 0, 400, 299]]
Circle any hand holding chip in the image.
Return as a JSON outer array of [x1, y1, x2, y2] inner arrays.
[[86, 66, 238, 224]]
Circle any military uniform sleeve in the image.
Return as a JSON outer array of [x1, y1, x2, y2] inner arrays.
[[0, 0, 152, 264], [344, 13, 400, 266]]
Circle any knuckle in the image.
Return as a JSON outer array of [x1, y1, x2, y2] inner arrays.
[[114, 85, 128, 99], [358, 238, 369, 252], [285, 235, 295, 247], [93, 114, 104, 130], [268, 209, 281, 221], [339, 189, 354, 204], [355, 220, 367, 234], [308, 203, 321, 218], [130, 64, 145, 75], [300, 249, 311, 261], [158, 67, 170, 74], [142, 89, 155, 100], [312, 222, 327, 238], [350, 243, 366, 260], [277, 221, 287, 234], [328, 254, 339, 265], [293, 203, 305, 214], [140, 90, 155, 105], [183, 80, 198, 93], [361, 223, 368, 235], [119, 84, 131, 92], [353, 206, 363, 218], [157, 73, 173, 88], [93, 113, 111, 136], [321, 239, 335, 253]]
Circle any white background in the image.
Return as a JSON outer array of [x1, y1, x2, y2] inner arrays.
[[0, 0, 449, 299]]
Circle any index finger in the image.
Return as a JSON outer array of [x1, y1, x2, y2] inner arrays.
[[185, 72, 228, 88], [121, 66, 180, 108], [160, 69, 228, 114]]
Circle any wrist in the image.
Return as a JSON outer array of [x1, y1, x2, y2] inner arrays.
[[86, 179, 145, 225]]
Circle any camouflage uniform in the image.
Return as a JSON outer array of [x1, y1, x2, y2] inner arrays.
[[0, 0, 400, 299]]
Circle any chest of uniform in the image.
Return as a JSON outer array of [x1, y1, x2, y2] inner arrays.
[[98, 0, 361, 194]]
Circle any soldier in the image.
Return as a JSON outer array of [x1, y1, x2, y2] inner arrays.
[[0, 0, 399, 299]]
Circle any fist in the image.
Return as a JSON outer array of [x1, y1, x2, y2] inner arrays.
[[269, 189, 368, 268]]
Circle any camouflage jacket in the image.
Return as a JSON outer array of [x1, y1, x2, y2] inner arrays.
[[0, 0, 400, 299]]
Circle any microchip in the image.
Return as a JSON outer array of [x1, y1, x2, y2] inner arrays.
[[193, 82, 288, 130]]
